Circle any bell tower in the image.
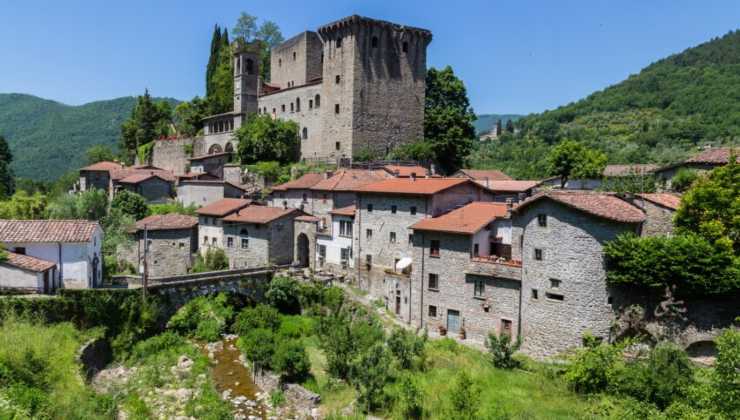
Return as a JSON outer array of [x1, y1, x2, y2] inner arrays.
[[232, 39, 260, 125]]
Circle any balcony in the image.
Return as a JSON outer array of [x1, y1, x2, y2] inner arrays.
[[466, 255, 522, 281]]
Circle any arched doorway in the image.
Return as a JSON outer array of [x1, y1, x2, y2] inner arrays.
[[225, 142, 234, 153], [296, 233, 310, 267], [208, 144, 223, 154]]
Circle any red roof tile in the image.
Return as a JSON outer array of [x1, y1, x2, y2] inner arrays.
[[330, 205, 356, 217], [272, 173, 326, 191], [637, 193, 682, 210], [111, 168, 176, 183], [0, 220, 100, 243], [195, 199, 252, 217], [476, 180, 541, 192], [2, 252, 56, 272], [514, 191, 645, 223], [310, 169, 391, 191], [295, 215, 321, 223], [383, 165, 429, 178], [222, 206, 298, 224], [135, 214, 198, 231], [686, 147, 739, 165], [356, 177, 471, 195], [411, 202, 509, 235], [188, 152, 233, 162], [118, 172, 172, 185], [455, 169, 512, 181], [80, 161, 124, 172], [603, 164, 659, 177]]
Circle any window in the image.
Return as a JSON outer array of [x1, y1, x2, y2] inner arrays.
[[474, 278, 485, 297], [281, 104, 286, 112], [537, 214, 547, 227], [546, 292, 564, 301], [428, 273, 439, 290], [314, 94, 320, 107], [309, 99, 313, 109], [203, 236, 208, 245], [302, 127, 308, 140], [290, 102, 294, 112], [428, 305, 437, 317], [534, 248, 543, 261], [365, 254, 372, 268], [246, 58, 254, 75], [272, 108, 276, 114], [550, 279, 561, 289], [212, 237, 217, 246], [179, 242, 185, 249], [335, 104, 340, 114], [302, 193, 308, 202], [296, 98, 301, 112], [501, 319, 513, 338], [318, 245, 326, 258], [389, 232, 396, 244], [14, 247, 26, 255], [293, 51, 296, 61], [241, 238, 248, 249], [371, 36, 379, 48], [341, 247, 350, 262], [339, 220, 353, 237], [366, 228, 373, 239], [473, 243, 480, 257], [278, 58, 282, 67], [410, 206, 417, 215], [430, 240, 440, 257], [227, 237, 234, 248], [335, 75, 341, 84], [336, 37, 342, 48], [408, 234, 414, 245], [335, 141, 341, 150], [531, 289, 539, 299], [367, 204, 373, 212], [391, 205, 397, 214], [402, 42, 409, 53]]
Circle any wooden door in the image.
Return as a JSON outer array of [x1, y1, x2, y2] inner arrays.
[[447, 309, 461, 333]]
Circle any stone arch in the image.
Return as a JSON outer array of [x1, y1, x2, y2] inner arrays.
[[685, 340, 717, 358], [225, 142, 234, 153], [296, 233, 310, 268], [245, 58, 254, 75], [208, 144, 223, 154]]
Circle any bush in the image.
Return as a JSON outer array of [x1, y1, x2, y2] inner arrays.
[[191, 248, 229, 273], [670, 168, 699, 192], [111, 190, 149, 220], [266, 276, 302, 314], [641, 342, 693, 409], [485, 332, 521, 369], [712, 328, 740, 416], [387, 328, 426, 370], [167, 293, 235, 342], [277, 315, 315, 339], [271, 340, 311, 382], [397, 375, 424, 419], [447, 371, 480, 420], [233, 304, 281, 336], [238, 328, 275, 369], [129, 331, 188, 362], [350, 343, 393, 413], [565, 341, 624, 394]]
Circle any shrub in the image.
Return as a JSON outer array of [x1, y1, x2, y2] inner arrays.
[[397, 375, 424, 419], [447, 371, 480, 420], [266, 276, 302, 314], [111, 190, 149, 220], [233, 304, 281, 336], [670, 168, 699, 192], [192, 248, 229, 273], [485, 332, 522, 369], [641, 342, 694, 409], [565, 341, 624, 394], [350, 343, 393, 413], [269, 389, 286, 407], [238, 328, 275, 369], [167, 293, 235, 342], [129, 331, 188, 362], [271, 340, 311, 382], [387, 328, 426, 370], [712, 328, 740, 416], [277, 315, 315, 339]]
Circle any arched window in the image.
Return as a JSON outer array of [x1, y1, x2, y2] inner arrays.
[[296, 98, 301, 112], [402, 42, 409, 53], [278, 58, 282, 67], [302, 127, 308, 140], [371, 36, 379, 48], [315, 94, 320, 108], [290, 102, 294, 112], [236, 56, 241, 72], [293, 51, 297, 61], [336, 37, 342, 48], [335, 75, 341, 84], [225, 142, 234, 153], [245, 58, 254, 75]]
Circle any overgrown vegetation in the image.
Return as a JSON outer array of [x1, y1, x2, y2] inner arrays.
[[236, 114, 299, 165], [167, 293, 235, 341], [191, 248, 229, 273]]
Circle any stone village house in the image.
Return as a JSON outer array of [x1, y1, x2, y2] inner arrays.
[[196, 198, 252, 252], [129, 214, 199, 278], [0, 220, 103, 292]]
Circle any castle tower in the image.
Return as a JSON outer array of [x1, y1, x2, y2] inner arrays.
[[317, 15, 432, 161], [233, 39, 260, 127]]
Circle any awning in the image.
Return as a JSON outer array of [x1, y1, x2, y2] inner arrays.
[[395, 257, 413, 271]]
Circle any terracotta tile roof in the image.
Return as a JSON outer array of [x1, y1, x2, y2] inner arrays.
[[272, 173, 325, 191], [455, 169, 512, 181], [134, 214, 198, 231], [177, 179, 248, 191], [111, 168, 176, 183], [686, 147, 738, 165], [188, 152, 232, 162], [330, 205, 356, 217], [295, 215, 321, 223], [0, 220, 100, 243], [356, 177, 471, 195], [603, 164, 659, 177], [383, 165, 429, 178], [195, 198, 252, 217], [514, 191, 645, 223], [2, 252, 56, 273], [222, 206, 298, 224], [80, 161, 124, 172], [411, 202, 509, 235], [118, 172, 173, 185], [475, 180, 541, 192], [637, 193, 682, 210], [310, 169, 391, 192], [178, 172, 220, 181]]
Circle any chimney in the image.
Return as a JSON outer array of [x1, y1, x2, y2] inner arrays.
[[505, 198, 513, 217], [430, 164, 436, 176], [411, 172, 416, 182], [324, 171, 334, 179]]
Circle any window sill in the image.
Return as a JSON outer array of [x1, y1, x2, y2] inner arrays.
[[429, 254, 440, 258], [427, 288, 439, 292], [473, 296, 486, 301]]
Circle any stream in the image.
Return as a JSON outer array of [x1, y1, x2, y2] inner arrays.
[[204, 337, 267, 419]]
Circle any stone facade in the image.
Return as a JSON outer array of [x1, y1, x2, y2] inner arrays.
[[294, 219, 318, 268], [222, 214, 297, 268], [135, 227, 198, 278], [151, 138, 196, 175], [258, 83, 324, 159], [177, 181, 245, 208], [630, 197, 676, 236], [79, 170, 111, 192], [119, 176, 174, 204], [269, 31, 323, 88]]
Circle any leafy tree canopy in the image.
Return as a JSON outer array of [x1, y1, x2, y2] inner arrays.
[[236, 114, 299, 165], [0, 191, 47, 219], [110, 190, 149, 221], [120, 90, 173, 163], [0, 135, 14, 198], [547, 140, 607, 187], [85, 144, 117, 164]]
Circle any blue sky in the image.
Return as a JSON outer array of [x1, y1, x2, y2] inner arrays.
[[1, 0, 738, 115]]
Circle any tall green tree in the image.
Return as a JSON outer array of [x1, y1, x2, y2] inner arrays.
[[206, 25, 223, 98], [232, 13, 284, 81], [232, 13, 258, 41], [0, 135, 15, 198], [174, 96, 209, 137], [236, 114, 299, 165], [111, 190, 149, 221], [422, 66, 476, 174], [119, 90, 172, 163], [546, 140, 607, 187], [85, 145, 116, 164]]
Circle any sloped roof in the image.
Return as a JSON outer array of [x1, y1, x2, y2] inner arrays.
[[80, 161, 124, 172], [188, 152, 232, 162], [383, 165, 429, 178], [222, 206, 298, 224], [295, 215, 321, 223], [134, 214, 198, 232], [272, 173, 326, 191], [356, 178, 471, 196], [110, 168, 176, 183], [2, 252, 56, 273], [476, 180, 541, 192], [514, 191, 646, 224], [455, 169, 512, 181], [0, 220, 100, 243], [310, 169, 391, 192], [686, 147, 738, 165], [118, 173, 172, 185], [603, 164, 660, 177], [411, 202, 509, 235], [330, 205, 356, 217], [195, 198, 252, 217], [637, 193, 682, 210]]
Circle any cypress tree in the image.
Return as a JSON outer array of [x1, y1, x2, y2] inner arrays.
[[206, 25, 222, 98], [0, 135, 15, 198]]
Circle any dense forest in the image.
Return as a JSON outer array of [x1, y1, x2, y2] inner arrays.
[[470, 29, 740, 179], [0, 94, 178, 181]]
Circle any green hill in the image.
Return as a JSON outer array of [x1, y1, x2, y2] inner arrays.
[[0, 93, 178, 181], [470, 29, 740, 179], [473, 114, 523, 135]]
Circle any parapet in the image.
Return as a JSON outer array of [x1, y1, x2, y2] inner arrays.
[[317, 14, 432, 40]]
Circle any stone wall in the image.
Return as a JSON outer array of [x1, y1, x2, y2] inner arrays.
[[80, 171, 111, 192], [138, 228, 197, 278], [151, 273, 271, 313], [634, 198, 675, 237], [152, 138, 195, 175], [269, 216, 296, 265], [294, 220, 317, 268], [223, 223, 271, 269], [269, 31, 322, 88]]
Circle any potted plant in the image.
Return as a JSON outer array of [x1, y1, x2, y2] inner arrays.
[[438, 325, 447, 336]]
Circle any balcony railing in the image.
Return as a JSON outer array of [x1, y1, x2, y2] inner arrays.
[[470, 255, 522, 267]]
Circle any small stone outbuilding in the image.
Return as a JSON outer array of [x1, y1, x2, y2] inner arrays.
[[132, 214, 199, 278]]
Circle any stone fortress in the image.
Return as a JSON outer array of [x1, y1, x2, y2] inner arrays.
[[151, 15, 432, 175]]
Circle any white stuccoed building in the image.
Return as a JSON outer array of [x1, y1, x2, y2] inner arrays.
[[0, 220, 103, 291]]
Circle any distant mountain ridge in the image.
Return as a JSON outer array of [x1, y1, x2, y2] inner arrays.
[[0, 93, 179, 181], [473, 114, 523, 135]]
